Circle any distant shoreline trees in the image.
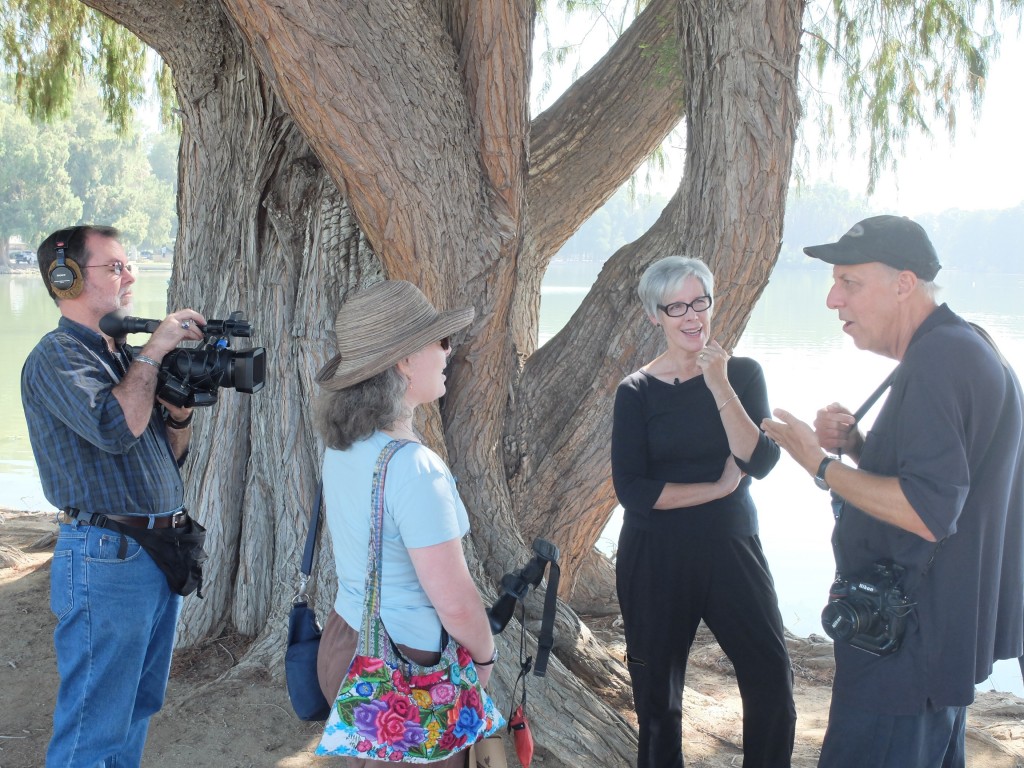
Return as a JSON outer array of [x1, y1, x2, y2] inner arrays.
[[0, 86, 177, 269], [555, 184, 1024, 273]]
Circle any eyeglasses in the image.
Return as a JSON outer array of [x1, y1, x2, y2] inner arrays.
[[657, 295, 712, 317], [82, 261, 133, 277]]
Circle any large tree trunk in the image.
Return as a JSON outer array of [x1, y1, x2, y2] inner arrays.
[[76, 0, 804, 764]]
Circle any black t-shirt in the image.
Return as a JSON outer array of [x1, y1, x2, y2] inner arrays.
[[611, 356, 780, 537], [832, 304, 1024, 713]]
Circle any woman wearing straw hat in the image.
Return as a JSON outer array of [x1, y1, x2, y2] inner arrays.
[[313, 280, 497, 766]]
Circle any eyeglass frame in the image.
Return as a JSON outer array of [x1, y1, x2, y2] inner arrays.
[[656, 294, 713, 317], [82, 261, 133, 277]]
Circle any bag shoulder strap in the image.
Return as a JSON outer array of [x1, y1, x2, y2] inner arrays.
[[358, 439, 411, 656], [300, 482, 324, 578], [293, 482, 324, 602]]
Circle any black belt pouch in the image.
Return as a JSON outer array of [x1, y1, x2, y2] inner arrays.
[[106, 512, 209, 598]]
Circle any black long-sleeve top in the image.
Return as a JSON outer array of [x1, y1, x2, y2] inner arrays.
[[611, 356, 780, 537]]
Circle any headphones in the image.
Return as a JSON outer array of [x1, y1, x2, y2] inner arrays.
[[47, 240, 84, 300]]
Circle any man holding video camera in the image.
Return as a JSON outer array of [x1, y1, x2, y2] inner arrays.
[[21, 225, 207, 767], [763, 215, 1024, 768]]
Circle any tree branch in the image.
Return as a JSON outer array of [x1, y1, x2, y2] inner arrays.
[[526, 0, 685, 269], [80, 0, 226, 100], [451, 0, 533, 243]]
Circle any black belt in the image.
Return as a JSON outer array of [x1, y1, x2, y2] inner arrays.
[[59, 508, 188, 530]]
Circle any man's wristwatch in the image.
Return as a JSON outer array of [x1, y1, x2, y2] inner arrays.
[[814, 456, 834, 491]]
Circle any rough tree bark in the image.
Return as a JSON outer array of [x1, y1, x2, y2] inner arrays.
[[75, 0, 804, 764]]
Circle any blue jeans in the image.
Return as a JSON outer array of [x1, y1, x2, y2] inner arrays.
[[47, 521, 182, 768]]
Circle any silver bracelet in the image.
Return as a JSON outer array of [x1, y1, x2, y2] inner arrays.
[[717, 394, 739, 411], [134, 354, 160, 369]]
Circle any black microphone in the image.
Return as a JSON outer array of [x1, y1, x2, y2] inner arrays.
[[99, 311, 160, 337]]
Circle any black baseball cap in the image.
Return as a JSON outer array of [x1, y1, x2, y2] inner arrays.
[[803, 215, 942, 281]]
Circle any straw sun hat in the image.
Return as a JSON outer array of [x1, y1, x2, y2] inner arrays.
[[315, 280, 474, 391]]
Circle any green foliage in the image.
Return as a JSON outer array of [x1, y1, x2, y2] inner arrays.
[[537, 0, 1022, 200], [0, 99, 81, 248], [0, 86, 177, 250], [148, 131, 179, 188], [802, 0, 1024, 193], [0, 0, 175, 132]]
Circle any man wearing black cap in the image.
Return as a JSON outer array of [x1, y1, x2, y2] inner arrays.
[[762, 215, 1024, 767]]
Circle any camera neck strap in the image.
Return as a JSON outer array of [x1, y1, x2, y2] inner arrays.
[[832, 366, 945, 590], [830, 367, 898, 520], [532, 560, 560, 677], [833, 319, 1009, 590], [851, 368, 898, 425]]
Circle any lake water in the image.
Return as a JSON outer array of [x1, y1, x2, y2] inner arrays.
[[3, 263, 1024, 694], [1, 267, 173, 510]]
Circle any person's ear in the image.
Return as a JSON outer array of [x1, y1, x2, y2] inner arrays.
[[895, 270, 918, 299]]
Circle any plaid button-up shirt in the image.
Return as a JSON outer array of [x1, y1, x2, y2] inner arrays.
[[21, 316, 185, 517]]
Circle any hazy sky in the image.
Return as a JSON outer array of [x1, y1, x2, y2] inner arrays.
[[534, 9, 1024, 216]]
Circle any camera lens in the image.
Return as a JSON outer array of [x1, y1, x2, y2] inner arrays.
[[821, 598, 877, 642]]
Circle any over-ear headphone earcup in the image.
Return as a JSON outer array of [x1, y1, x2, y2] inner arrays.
[[47, 244, 84, 300]]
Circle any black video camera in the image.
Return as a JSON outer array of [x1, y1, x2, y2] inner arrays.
[[820, 562, 914, 656], [100, 310, 266, 408]]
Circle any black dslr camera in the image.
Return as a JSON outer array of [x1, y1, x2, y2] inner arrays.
[[101, 310, 266, 408], [820, 562, 914, 656]]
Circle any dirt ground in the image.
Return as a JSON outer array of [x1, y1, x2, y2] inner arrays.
[[3, 508, 1024, 768]]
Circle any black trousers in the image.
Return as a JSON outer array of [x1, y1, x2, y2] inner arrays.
[[617, 526, 796, 768], [817, 700, 965, 768]]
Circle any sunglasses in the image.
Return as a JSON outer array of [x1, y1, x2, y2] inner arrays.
[[439, 336, 451, 351]]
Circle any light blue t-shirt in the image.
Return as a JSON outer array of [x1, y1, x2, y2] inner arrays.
[[323, 431, 470, 650]]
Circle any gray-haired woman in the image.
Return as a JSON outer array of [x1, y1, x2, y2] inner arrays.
[[612, 256, 796, 767], [313, 280, 496, 767]]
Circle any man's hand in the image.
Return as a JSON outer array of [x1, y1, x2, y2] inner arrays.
[[113, 309, 206, 437], [761, 409, 826, 476], [814, 403, 862, 458], [141, 310, 208, 361], [159, 401, 193, 423], [764, 411, 937, 541]]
